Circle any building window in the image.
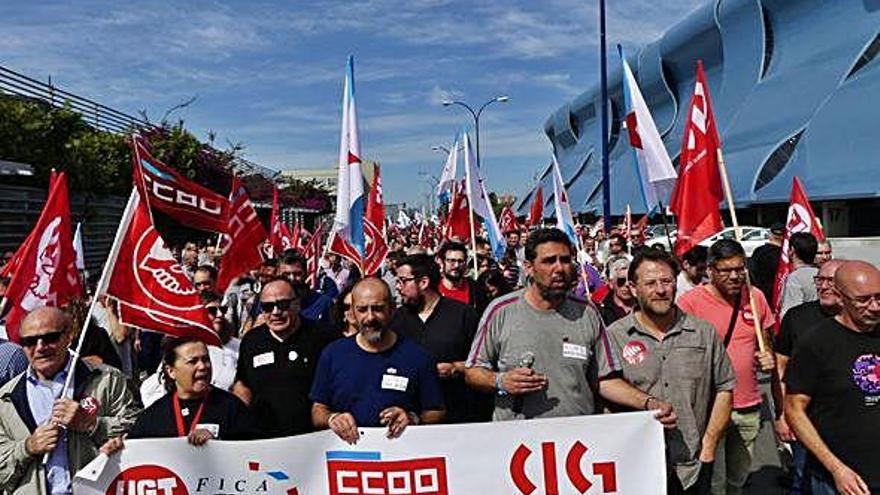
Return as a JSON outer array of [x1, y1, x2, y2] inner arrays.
[[754, 130, 804, 192], [760, 6, 775, 80], [846, 33, 880, 80]]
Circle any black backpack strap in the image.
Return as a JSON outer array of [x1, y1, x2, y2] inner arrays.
[[723, 292, 741, 348]]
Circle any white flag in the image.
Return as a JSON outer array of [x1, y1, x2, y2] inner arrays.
[[463, 132, 505, 259], [436, 134, 459, 202], [73, 222, 85, 271]]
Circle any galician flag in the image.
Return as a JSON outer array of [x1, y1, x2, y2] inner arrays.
[[463, 132, 505, 260], [328, 56, 366, 268], [620, 47, 677, 212], [551, 154, 578, 247], [436, 133, 459, 203]]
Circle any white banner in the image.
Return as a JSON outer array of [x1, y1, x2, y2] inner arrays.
[[75, 412, 665, 495]]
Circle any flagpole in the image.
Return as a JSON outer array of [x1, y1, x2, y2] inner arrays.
[[464, 144, 480, 280], [656, 201, 674, 250], [599, 0, 612, 233], [716, 149, 767, 353], [42, 189, 138, 464]]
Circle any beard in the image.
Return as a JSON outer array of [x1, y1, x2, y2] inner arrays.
[[534, 274, 572, 301], [444, 268, 462, 282], [640, 298, 674, 318], [359, 324, 384, 344], [402, 292, 426, 311]]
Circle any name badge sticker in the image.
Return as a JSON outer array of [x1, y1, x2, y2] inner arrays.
[[196, 423, 220, 437], [289, 350, 299, 362], [253, 352, 275, 368], [563, 342, 588, 360], [381, 374, 409, 392]]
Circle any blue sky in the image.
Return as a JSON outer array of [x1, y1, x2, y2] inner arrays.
[[0, 0, 702, 207]]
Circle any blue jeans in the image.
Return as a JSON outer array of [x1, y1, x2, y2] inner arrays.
[[790, 442, 808, 494], [809, 472, 837, 495]]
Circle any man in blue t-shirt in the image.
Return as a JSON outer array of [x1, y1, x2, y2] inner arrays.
[[310, 278, 445, 443]]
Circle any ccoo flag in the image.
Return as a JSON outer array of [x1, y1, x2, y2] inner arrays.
[[327, 56, 366, 269], [463, 132, 504, 260], [620, 47, 677, 212]]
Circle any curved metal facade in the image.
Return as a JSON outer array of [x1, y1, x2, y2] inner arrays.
[[518, 0, 880, 216]]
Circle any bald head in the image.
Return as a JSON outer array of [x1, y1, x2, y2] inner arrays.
[[352, 277, 392, 306], [834, 260, 880, 330], [819, 258, 845, 278], [20, 307, 71, 336], [834, 260, 880, 294]]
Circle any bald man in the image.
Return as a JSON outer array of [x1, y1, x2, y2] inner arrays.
[[0, 307, 139, 495], [310, 278, 445, 444], [784, 261, 880, 495], [775, 259, 845, 493]]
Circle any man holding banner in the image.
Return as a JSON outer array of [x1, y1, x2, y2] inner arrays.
[[465, 228, 677, 426]]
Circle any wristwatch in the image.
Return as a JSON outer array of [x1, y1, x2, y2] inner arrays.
[[495, 372, 508, 396]]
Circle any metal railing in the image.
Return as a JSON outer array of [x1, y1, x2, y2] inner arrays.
[[0, 64, 279, 180]]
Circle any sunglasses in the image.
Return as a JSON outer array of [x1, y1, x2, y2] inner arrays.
[[616, 277, 628, 287], [261, 298, 296, 313], [206, 306, 228, 317], [20, 330, 65, 348]]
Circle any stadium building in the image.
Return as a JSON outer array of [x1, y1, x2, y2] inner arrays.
[[517, 0, 880, 236]]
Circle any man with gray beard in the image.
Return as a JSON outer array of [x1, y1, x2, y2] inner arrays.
[[310, 278, 445, 444]]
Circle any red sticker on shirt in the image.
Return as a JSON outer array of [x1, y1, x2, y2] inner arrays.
[[742, 306, 755, 324], [622, 341, 648, 365]]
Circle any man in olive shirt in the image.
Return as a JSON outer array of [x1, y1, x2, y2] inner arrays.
[[607, 249, 735, 494]]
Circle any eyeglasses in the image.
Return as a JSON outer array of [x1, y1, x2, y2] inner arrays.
[[395, 276, 418, 286], [20, 330, 65, 348], [261, 298, 297, 313], [813, 275, 834, 287], [444, 258, 466, 265], [206, 306, 228, 317]]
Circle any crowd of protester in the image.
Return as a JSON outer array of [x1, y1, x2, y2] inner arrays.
[[0, 219, 876, 495]]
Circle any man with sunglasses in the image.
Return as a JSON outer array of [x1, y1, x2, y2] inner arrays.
[[233, 278, 336, 438], [0, 307, 139, 495], [598, 258, 636, 325], [784, 260, 880, 495], [678, 239, 779, 495], [775, 258, 844, 494]]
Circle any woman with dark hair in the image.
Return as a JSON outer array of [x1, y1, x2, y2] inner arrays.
[[475, 269, 512, 314], [111, 336, 259, 448], [332, 284, 359, 338]]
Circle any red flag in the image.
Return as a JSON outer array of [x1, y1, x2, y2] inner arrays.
[[290, 219, 303, 251], [103, 191, 219, 346], [131, 136, 230, 234], [772, 177, 826, 316], [527, 186, 544, 228], [3, 173, 83, 342], [303, 223, 325, 289], [499, 206, 520, 234], [269, 185, 284, 255], [216, 176, 268, 292], [360, 165, 389, 276], [1, 172, 62, 280], [669, 60, 724, 257], [444, 181, 471, 243], [634, 214, 649, 244]]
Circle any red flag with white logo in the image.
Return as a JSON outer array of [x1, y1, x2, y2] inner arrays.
[[131, 135, 230, 234], [362, 165, 389, 276], [4, 172, 83, 342], [499, 206, 520, 234], [217, 176, 268, 292], [669, 60, 724, 257], [101, 190, 219, 346], [772, 177, 826, 317], [527, 186, 544, 228]]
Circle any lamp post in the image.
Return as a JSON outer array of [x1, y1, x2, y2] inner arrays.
[[441, 95, 509, 170], [431, 145, 451, 156]]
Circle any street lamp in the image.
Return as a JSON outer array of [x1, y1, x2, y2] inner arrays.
[[431, 145, 451, 155], [441, 95, 509, 169]]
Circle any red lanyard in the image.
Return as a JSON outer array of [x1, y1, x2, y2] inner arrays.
[[172, 391, 208, 437]]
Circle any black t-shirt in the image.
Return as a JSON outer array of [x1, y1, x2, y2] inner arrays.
[[390, 297, 490, 423], [235, 321, 336, 437], [128, 387, 260, 440], [749, 244, 781, 303], [785, 318, 880, 486], [776, 301, 831, 357]]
